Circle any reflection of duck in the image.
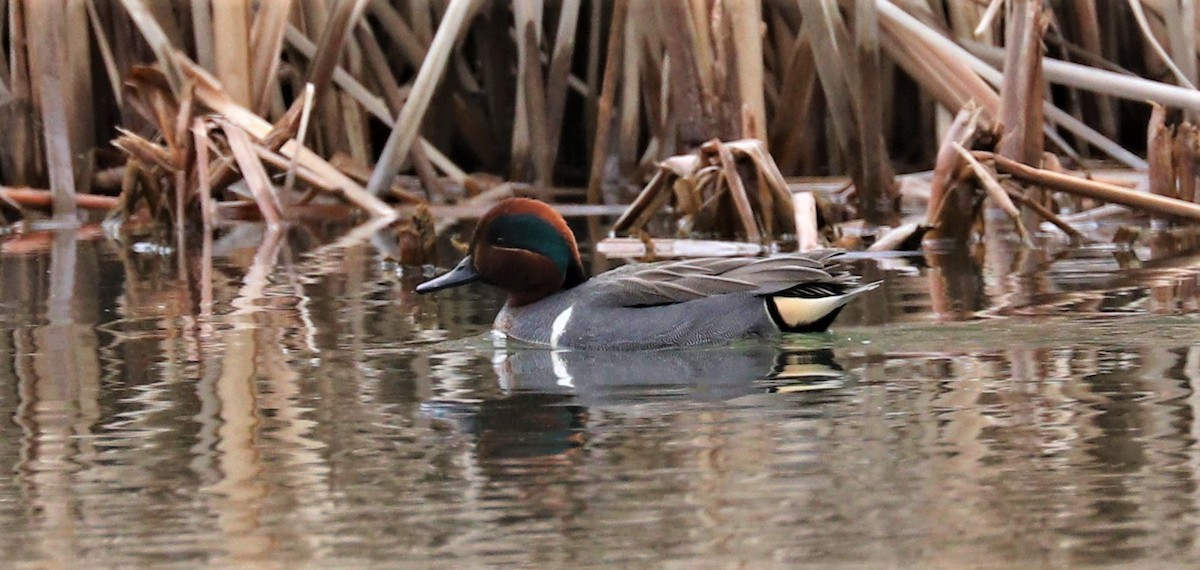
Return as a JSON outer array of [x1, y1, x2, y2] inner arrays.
[[416, 198, 877, 349], [421, 346, 849, 461]]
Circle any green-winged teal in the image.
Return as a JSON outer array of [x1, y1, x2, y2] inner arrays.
[[416, 198, 877, 350]]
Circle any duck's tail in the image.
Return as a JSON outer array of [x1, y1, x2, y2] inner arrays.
[[765, 281, 881, 333]]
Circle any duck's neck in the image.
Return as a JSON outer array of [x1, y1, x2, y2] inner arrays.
[[563, 257, 588, 290]]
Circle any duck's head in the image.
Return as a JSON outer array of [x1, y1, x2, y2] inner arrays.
[[415, 198, 588, 306]]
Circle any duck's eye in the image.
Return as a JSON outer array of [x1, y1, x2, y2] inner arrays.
[[493, 235, 507, 246]]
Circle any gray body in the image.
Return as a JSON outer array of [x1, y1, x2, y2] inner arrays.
[[493, 252, 874, 350]]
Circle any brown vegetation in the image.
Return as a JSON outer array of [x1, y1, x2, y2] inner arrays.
[[0, 1, 1197, 259]]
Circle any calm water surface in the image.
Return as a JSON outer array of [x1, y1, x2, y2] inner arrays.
[[4, 221, 1200, 568]]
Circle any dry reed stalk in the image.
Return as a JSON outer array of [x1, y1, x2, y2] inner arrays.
[[509, 0, 540, 181], [999, 0, 1046, 166], [211, 0, 252, 106], [222, 120, 283, 227], [544, 0, 581, 167], [178, 56, 393, 218], [520, 21, 553, 191], [660, 0, 713, 145], [793, 191, 820, 252], [27, 0, 78, 222], [798, 2, 864, 186], [1000, 179, 1085, 241], [853, 0, 898, 222], [954, 143, 1032, 245], [879, 1, 1144, 169], [284, 83, 316, 195], [771, 31, 818, 173], [617, 2, 640, 173], [283, 25, 390, 122], [86, 0, 122, 106], [367, 1, 427, 67], [926, 104, 984, 243], [0, 187, 117, 210], [712, 140, 763, 242], [1147, 103, 1176, 224], [192, 118, 216, 230], [248, 0, 293, 116], [724, 139, 796, 234], [190, 0, 214, 70], [306, 0, 370, 157], [729, 0, 766, 144], [366, 0, 477, 196], [982, 151, 1200, 221], [120, 0, 184, 94], [610, 165, 674, 235], [1063, 0, 1118, 139], [1175, 123, 1198, 203], [1128, 0, 1196, 89], [285, 24, 468, 186], [585, 0, 629, 204], [964, 40, 1200, 114], [1, 1, 40, 187]]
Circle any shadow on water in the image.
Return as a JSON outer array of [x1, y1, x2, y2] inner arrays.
[[6, 219, 1200, 565]]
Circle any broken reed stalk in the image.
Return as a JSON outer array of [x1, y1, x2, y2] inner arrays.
[[712, 141, 763, 242], [981, 152, 1200, 222], [1147, 103, 1175, 225], [366, 0, 476, 197], [954, 143, 1031, 245], [177, 56, 393, 218], [926, 105, 985, 244], [998, 0, 1046, 166]]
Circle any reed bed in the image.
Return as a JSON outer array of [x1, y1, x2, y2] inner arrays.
[[0, 1, 1198, 258]]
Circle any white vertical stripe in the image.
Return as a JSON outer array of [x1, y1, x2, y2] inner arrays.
[[550, 304, 575, 348]]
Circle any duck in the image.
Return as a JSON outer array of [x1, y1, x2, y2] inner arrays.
[[415, 197, 878, 350]]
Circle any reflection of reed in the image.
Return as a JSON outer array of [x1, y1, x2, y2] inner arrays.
[[199, 226, 280, 562], [10, 229, 100, 568]]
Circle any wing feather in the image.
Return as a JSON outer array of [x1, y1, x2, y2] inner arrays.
[[589, 251, 854, 307]]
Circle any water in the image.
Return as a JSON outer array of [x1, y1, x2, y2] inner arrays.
[[4, 222, 1200, 567]]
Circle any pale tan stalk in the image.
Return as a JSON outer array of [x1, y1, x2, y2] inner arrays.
[[27, 0, 77, 221], [963, 40, 1200, 113], [729, 0, 766, 144], [284, 83, 316, 195], [983, 151, 1200, 221], [879, 0, 1145, 168], [212, 0, 251, 106], [366, 0, 478, 196], [120, 0, 183, 94], [190, 0, 214, 70], [1128, 0, 1196, 89], [222, 120, 283, 227], [249, 0, 293, 116], [954, 143, 1031, 244], [544, 0, 581, 166], [585, 0, 628, 204], [85, 0, 121, 106], [179, 56, 394, 218], [617, 3, 641, 172]]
